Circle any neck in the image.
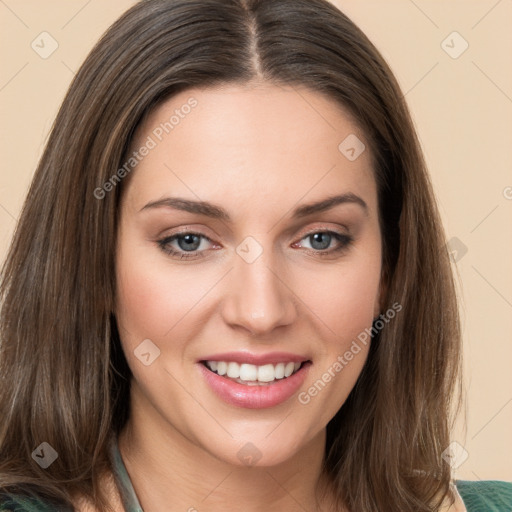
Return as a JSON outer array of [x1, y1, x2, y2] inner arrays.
[[117, 385, 337, 512]]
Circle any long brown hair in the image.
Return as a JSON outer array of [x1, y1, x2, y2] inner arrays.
[[0, 0, 462, 510]]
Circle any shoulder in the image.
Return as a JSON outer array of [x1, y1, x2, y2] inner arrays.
[[455, 480, 512, 511], [0, 471, 125, 512], [0, 492, 72, 511]]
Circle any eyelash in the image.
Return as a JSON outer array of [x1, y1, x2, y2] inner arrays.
[[157, 229, 354, 260]]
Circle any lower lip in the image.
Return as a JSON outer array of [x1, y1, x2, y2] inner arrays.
[[197, 362, 311, 409]]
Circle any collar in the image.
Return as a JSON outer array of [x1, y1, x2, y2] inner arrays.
[[108, 436, 144, 512]]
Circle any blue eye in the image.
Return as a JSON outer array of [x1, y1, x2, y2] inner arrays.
[[157, 230, 353, 260], [157, 232, 213, 260], [296, 231, 353, 256]]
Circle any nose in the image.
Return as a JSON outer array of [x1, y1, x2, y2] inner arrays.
[[220, 246, 297, 337]]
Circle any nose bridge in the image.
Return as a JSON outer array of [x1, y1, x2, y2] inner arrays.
[[221, 236, 296, 335]]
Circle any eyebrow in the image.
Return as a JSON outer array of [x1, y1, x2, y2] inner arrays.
[[140, 193, 368, 221]]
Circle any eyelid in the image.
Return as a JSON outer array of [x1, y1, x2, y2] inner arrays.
[[296, 223, 350, 239], [159, 223, 349, 247], [159, 229, 217, 247]]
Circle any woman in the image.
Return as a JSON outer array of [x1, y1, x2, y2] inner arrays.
[[0, 0, 511, 510]]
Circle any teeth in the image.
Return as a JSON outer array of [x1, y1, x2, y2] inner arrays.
[[284, 362, 295, 377], [274, 363, 285, 379], [216, 361, 227, 376], [240, 363, 258, 381], [227, 362, 239, 378], [204, 360, 304, 383], [257, 364, 275, 382]]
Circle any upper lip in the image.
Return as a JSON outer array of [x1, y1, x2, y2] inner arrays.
[[199, 351, 311, 366]]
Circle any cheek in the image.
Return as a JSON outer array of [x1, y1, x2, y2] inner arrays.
[[114, 236, 212, 353], [309, 267, 377, 353], [296, 253, 381, 341], [293, 247, 380, 414]]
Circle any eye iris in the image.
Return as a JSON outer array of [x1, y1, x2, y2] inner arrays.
[[310, 232, 331, 250], [178, 234, 201, 251]]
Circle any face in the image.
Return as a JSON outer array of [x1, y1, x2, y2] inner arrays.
[[115, 82, 383, 467]]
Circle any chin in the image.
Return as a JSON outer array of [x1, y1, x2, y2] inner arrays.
[[197, 426, 315, 469]]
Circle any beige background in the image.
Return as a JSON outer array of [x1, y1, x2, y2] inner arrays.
[[0, 0, 511, 481]]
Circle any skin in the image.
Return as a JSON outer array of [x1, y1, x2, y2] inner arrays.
[[108, 82, 466, 512]]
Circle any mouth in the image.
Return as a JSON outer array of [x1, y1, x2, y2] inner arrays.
[[197, 354, 312, 409], [200, 359, 309, 386]]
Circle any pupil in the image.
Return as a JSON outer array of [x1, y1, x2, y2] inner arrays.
[[179, 234, 200, 251], [311, 232, 330, 250]]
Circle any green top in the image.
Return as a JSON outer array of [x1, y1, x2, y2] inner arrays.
[[1, 438, 512, 511], [455, 480, 512, 511]]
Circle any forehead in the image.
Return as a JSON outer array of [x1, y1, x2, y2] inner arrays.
[[123, 83, 376, 216]]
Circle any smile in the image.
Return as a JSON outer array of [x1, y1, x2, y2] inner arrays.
[[198, 358, 312, 409], [202, 360, 303, 385]]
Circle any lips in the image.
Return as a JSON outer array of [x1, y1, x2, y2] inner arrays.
[[197, 351, 312, 409]]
